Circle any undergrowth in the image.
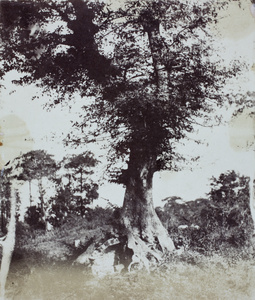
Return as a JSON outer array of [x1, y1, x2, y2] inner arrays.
[[8, 209, 255, 299], [6, 255, 255, 300]]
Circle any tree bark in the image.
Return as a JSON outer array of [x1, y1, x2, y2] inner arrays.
[[29, 180, 32, 206], [0, 188, 16, 299], [38, 179, 52, 231], [0, 202, 5, 234], [121, 148, 175, 271], [249, 152, 255, 234], [80, 169, 83, 193], [120, 18, 176, 271], [145, 21, 169, 100]]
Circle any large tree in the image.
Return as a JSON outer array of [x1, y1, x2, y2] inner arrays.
[[0, 0, 243, 268]]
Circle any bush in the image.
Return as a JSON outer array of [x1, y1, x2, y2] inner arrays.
[[24, 206, 46, 230], [158, 171, 254, 255]]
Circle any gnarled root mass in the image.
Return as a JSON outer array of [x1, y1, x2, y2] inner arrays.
[[74, 214, 175, 276], [122, 211, 176, 272]]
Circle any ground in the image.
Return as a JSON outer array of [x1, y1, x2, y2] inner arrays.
[[4, 216, 255, 299], [6, 255, 255, 299]]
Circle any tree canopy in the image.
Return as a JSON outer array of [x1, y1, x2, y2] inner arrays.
[[14, 150, 57, 181], [209, 170, 250, 207], [0, 0, 241, 176]]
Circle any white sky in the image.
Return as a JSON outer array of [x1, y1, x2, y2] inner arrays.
[[0, 0, 254, 208]]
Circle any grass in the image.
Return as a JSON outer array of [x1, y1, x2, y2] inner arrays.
[[5, 216, 255, 299], [5, 256, 255, 300]]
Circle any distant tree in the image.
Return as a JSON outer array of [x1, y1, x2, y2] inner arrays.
[[49, 152, 99, 224], [157, 172, 253, 253], [14, 150, 58, 229], [0, 169, 12, 234], [207, 170, 253, 247], [47, 185, 70, 227], [180, 171, 253, 252], [209, 171, 249, 207], [64, 151, 98, 215], [15, 150, 57, 203], [24, 205, 45, 229]]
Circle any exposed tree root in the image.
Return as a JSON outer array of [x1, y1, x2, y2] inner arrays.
[[74, 210, 176, 275], [127, 232, 159, 272], [121, 205, 176, 272], [125, 225, 175, 272], [74, 228, 176, 276]]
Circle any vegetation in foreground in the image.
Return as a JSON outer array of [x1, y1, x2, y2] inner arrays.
[[6, 214, 255, 300], [6, 254, 255, 300], [0, 169, 253, 298]]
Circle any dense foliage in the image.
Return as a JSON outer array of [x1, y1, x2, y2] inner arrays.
[[0, 169, 12, 234], [0, 0, 242, 177], [49, 151, 99, 226], [157, 171, 254, 253], [1, 150, 99, 229]]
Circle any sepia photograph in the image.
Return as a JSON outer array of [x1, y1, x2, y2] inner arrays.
[[0, 0, 254, 299]]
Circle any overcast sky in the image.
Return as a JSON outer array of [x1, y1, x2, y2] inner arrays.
[[0, 0, 254, 207]]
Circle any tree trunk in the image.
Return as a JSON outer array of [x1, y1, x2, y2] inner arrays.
[[145, 22, 169, 100], [119, 19, 176, 271], [0, 202, 5, 234], [0, 188, 16, 299], [119, 16, 175, 271], [249, 154, 255, 234], [80, 169, 83, 193], [29, 180, 32, 206], [38, 179, 52, 231], [121, 148, 175, 271], [75, 149, 175, 273]]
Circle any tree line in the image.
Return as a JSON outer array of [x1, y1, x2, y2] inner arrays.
[[157, 171, 253, 253], [1, 151, 253, 254], [0, 150, 99, 232]]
